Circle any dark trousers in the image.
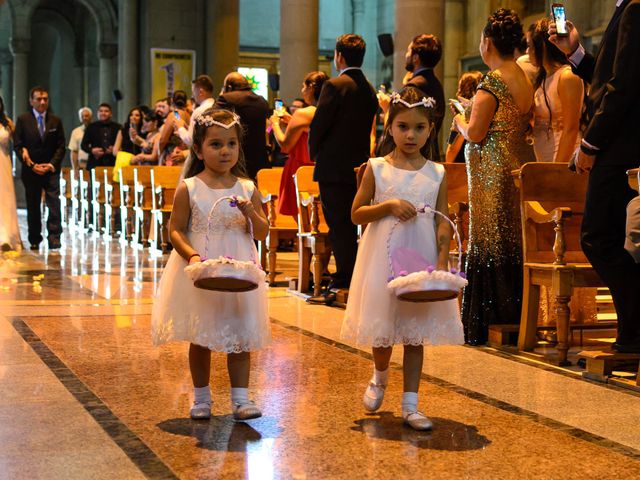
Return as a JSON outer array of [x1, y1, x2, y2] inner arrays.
[[22, 173, 61, 246], [581, 162, 640, 344], [319, 181, 358, 288]]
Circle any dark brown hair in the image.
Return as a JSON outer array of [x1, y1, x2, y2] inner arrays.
[[192, 75, 214, 93], [335, 34, 366, 67], [185, 108, 249, 180], [378, 86, 438, 159], [303, 71, 329, 102], [483, 8, 524, 58], [456, 71, 483, 100], [410, 34, 442, 69]]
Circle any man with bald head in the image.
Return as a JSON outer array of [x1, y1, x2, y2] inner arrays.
[[215, 72, 270, 179]]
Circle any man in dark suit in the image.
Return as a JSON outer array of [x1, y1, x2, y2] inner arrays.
[[81, 103, 121, 170], [550, 0, 640, 352], [404, 34, 445, 160], [215, 72, 270, 180], [13, 86, 66, 250], [309, 34, 378, 302]]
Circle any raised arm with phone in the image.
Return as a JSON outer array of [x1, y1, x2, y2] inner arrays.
[[550, 0, 640, 353]]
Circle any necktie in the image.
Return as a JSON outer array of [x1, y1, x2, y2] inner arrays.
[[37, 114, 45, 139]]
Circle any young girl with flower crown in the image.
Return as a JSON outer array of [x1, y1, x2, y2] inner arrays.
[[152, 108, 270, 421], [341, 86, 464, 430]]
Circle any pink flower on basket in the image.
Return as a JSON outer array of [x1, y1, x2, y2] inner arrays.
[[450, 267, 458, 274], [224, 255, 234, 260], [390, 247, 430, 278], [426, 265, 435, 273], [398, 270, 408, 276], [200, 256, 208, 262], [229, 196, 239, 208], [458, 271, 467, 279]]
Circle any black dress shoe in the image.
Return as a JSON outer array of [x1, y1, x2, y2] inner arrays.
[[306, 292, 337, 305], [30, 243, 40, 251], [611, 342, 640, 354], [48, 241, 61, 250]]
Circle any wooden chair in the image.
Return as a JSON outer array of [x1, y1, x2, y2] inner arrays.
[[294, 166, 331, 296], [151, 166, 182, 252], [59, 167, 71, 227], [118, 166, 136, 243], [256, 168, 298, 285], [131, 166, 154, 247], [628, 168, 639, 193], [98, 167, 118, 238], [78, 169, 90, 232], [443, 162, 469, 254], [513, 162, 608, 365]]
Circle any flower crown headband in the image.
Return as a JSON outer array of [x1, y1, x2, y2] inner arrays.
[[390, 92, 436, 109], [195, 111, 241, 129]]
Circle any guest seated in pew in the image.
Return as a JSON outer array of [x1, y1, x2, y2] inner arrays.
[[130, 109, 161, 165], [113, 106, 143, 156], [268, 71, 328, 220]]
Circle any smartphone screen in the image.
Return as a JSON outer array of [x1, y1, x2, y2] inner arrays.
[[552, 4, 567, 36], [449, 99, 465, 115], [173, 111, 181, 120], [274, 99, 284, 116]]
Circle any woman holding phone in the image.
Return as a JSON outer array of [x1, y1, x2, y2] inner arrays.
[[268, 71, 328, 219], [445, 71, 483, 163], [453, 8, 535, 345]]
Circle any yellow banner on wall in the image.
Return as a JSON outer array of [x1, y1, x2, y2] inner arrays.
[[150, 48, 196, 103]]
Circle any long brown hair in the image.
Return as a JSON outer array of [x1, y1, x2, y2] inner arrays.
[[184, 108, 249, 179], [378, 86, 438, 159]]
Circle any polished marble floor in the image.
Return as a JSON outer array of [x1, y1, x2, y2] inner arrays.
[[1, 226, 640, 479]]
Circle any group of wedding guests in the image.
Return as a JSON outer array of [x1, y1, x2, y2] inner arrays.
[[2, 2, 638, 353]]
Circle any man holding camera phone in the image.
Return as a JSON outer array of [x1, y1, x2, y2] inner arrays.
[[550, 0, 640, 352]]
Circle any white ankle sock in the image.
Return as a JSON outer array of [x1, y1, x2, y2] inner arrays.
[[402, 392, 418, 413], [194, 385, 211, 405], [231, 387, 249, 406], [373, 367, 389, 385]]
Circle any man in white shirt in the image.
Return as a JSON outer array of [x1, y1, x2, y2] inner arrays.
[[174, 75, 215, 148], [67, 107, 92, 170]]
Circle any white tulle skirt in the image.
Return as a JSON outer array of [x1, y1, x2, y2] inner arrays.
[[151, 231, 271, 353], [341, 214, 464, 348]]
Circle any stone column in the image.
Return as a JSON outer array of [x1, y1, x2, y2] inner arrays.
[[442, 0, 466, 150], [99, 43, 118, 114], [279, 0, 319, 102], [118, 0, 139, 116], [394, 0, 445, 90], [9, 38, 30, 119], [0, 51, 13, 117], [205, 0, 239, 94]]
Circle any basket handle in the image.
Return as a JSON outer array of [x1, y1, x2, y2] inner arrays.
[[203, 195, 255, 261], [386, 204, 463, 279]]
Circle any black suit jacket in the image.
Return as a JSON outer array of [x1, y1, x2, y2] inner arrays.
[[407, 68, 445, 160], [574, 0, 640, 167], [216, 89, 270, 179], [309, 69, 378, 184], [13, 111, 65, 179], [81, 120, 121, 169]]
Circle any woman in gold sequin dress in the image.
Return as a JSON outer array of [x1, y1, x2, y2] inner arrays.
[[453, 9, 535, 345]]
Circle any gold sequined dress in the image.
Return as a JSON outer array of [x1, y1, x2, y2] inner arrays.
[[462, 71, 535, 345]]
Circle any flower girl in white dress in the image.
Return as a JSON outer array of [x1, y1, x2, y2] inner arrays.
[[152, 109, 271, 420], [342, 87, 464, 430]]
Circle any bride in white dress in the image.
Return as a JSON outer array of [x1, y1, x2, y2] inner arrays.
[[0, 96, 22, 252]]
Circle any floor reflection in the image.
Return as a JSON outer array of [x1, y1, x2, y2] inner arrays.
[[352, 412, 491, 451], [156, 416, 271, 452]]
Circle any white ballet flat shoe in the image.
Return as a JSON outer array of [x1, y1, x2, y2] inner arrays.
[[190, 401, 211, 420], [233, 401, 262, 421], [363, 381, 387, 412], [402, 410, 433, 431]]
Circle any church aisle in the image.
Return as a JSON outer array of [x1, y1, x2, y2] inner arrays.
[[1, 238, 640, 479]]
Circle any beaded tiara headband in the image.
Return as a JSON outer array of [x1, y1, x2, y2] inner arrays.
[[390, 92, 436, 109], [195, 111, 241, 129]]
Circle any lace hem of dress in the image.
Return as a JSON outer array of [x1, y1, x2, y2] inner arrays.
[[152, 315, 270, 353], [341, 315, 464, 348]]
